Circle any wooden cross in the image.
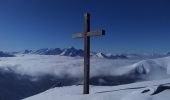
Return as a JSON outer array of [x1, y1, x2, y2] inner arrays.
[[72, 13, 105, 94]]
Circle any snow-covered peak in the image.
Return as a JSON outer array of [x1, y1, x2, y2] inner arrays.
[[96, 52, 106, 58], [23, 50, 33, 54], [23, 79, 170, 100], [95, 52, 128, 59], [60, 47, 83, 57]]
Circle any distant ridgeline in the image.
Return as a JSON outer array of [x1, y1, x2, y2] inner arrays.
[[0, 51, 15, 57], [16, 47, 128, 59], [1, 47, 170, 59], [167, 52, 170, 55]]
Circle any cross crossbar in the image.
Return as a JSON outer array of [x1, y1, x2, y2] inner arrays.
[[72, 30, 105, 38]]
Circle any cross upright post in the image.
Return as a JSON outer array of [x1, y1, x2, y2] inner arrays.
[[72, 13, 105, 94], [84, 13, 90, 94]]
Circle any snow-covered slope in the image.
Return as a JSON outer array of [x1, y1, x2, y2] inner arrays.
[[23, 79, 170, 100]]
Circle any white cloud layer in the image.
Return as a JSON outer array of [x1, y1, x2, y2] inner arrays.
[[0, 54, 170, 80]]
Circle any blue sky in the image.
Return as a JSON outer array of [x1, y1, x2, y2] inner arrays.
[[0, 0, 170, 53]]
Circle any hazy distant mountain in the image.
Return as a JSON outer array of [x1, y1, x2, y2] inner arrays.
[[95, 52, 106, 58], [17, 47, 128, 59], [124, 53, 167, 59], [1, 47, 168, 59], [60, 47, 84, 57], [95, 52, 127, 59], [167, 52, 170, 55], [23, 50, 33, 54], [34, 48, 62, 55], [0, 51, 15, 57]]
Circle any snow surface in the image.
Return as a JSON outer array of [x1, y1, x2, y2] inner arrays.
[[23, 79, 170, 100]]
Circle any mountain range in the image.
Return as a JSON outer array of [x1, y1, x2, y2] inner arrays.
[[0, 51, 15, 57], [1, 47, 169, 60], [7, 47, 128, 59]]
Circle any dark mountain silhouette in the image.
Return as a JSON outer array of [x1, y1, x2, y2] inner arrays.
[[0, 51, 15, 57], [167, 52, 170, 55]]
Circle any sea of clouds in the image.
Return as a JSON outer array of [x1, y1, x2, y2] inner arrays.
[[0, 55, 138, 77], [0, 54, 169, 81]]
